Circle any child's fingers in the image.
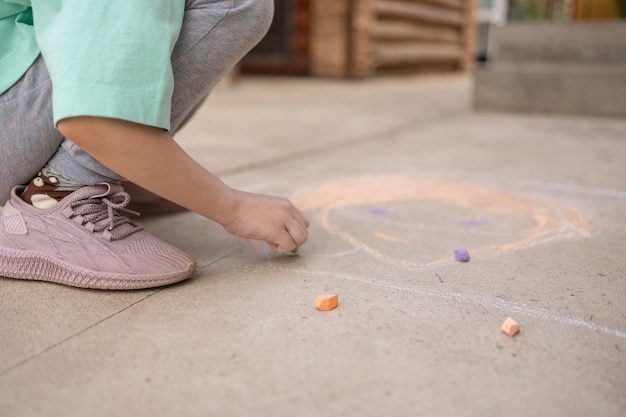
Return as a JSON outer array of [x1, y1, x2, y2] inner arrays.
[[273, 234, 297, 253], [271, 219, 307, 253], [284, 219, 308, 250], [293, 207, 310, 228]]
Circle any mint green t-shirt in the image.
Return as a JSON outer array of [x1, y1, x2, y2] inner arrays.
[[0, 1, 38, 94], [0, 0, 184, 130]]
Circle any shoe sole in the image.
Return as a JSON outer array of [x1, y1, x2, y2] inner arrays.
[[0, 247, 196, 290]]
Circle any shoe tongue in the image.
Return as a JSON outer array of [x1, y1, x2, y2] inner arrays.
[[91, 183, 124, 198], [59, 183, 123, 203]]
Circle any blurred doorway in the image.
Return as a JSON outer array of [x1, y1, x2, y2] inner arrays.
[[241, 0, 311, 75]]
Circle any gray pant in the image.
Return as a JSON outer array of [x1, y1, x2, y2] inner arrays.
[[0, 0, 273, 205]]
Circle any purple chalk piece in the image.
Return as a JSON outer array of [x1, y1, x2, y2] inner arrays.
[[369, 206, 390, 216], [454, 249, 470, 262]]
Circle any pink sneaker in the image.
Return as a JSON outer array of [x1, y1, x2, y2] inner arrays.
[[0, 184, 196, 290]]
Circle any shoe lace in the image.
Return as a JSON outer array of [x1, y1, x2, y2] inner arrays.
[[62, 191, 143, 241]]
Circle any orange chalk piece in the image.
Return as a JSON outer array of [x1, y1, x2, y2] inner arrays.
[[501, 317, 520, 336], [315, 294, 339, 311]]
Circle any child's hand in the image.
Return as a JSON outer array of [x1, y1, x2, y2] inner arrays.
[[56, 117, 308, 251], [221, 190, 310, 252]]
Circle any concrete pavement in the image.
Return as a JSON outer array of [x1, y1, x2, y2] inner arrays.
[[1, 74, 625, 416]]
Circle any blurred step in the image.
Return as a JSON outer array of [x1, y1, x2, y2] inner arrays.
[[494, 22, 626, 64], [474, 22, 626, 118], [474, 62, 626, 118]]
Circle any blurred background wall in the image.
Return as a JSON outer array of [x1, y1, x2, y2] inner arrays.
[[241, 0, 476, 78], [473, 0, 626, 117], [241, 0, 625, 79]]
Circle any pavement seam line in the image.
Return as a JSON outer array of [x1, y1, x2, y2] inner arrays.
[[196, 248, 240, 271], [2, 247, 250, 376], [0, 290, 161, 376], [214, 110, 467, 177]]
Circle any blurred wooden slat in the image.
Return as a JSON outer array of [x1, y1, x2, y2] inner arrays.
[[375, 43, 462, 66], [399, 0, 465, 11], [373, 20, 460, 42], [375, 0, 465, 26], [249, 0, 475, 78]]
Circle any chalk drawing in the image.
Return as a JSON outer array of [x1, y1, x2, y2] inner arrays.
[[369, 206, 391, 216], [374, 231, 411, 244], [235, 174, 623, 340], [458, 219, 490, 226], [431, 171, 626, 200], [236, 175, 621, 338], [291, 175, 599, 269], [306, 247, 361, 258], [262, 266, 626, 340]]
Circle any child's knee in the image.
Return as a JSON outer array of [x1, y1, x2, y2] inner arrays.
[[237, 0, 274, 43]]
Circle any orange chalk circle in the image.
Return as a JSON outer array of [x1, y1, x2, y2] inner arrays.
[[291, 175, 598, 269], [315, 294, 339, 311], [501, 317, 520, 337], [374, 231, 411, 243]]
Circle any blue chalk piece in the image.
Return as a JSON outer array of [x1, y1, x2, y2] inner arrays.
[[454, 249, 470, 262]]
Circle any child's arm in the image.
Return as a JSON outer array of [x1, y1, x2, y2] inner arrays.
[[58, 116, 309, 252]]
